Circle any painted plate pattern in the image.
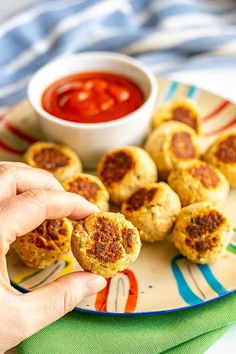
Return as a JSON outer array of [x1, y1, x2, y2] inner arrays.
[[2, 77, 236, 315]]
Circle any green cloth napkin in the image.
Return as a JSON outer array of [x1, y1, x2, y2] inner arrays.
[[17, 293, 236, 354]]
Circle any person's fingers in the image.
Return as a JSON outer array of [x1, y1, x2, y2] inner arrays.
[[0, 161, 31, 168], [0, 256, 10, 284], [0, 189, 98, 253], [0, 164, 63, 200], [16, 272, 106, 339]]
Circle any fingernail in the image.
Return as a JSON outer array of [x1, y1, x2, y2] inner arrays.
[[89, 203, 99, 212], [86, 275, 107, 295]]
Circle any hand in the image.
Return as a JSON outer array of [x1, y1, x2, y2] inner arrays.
[[0, 162, 106, 353]]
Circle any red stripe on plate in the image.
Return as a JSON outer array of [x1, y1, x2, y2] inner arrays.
[[0, 139, 23, 155], [5, 122, 37, 144], [203, 100, 230, 122], [95, 269, 138, 313], [204, 116, 236, 137]]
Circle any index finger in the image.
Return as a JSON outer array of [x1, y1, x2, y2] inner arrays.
[[0, 164, 63, 200], [0, 189, 98, 254]]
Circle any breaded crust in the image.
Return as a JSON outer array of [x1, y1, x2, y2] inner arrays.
[[97, 146, 157, 204], [172, 202, 232, 264], [204, 133, 236, 187], [168, 160, 229, 206], [71, 212, 141, 277], [63, 173, 109, 211], [152, 98, 202, 134], [23, 141, 82, 182], [144, 121, 200, 180], [121, 182, 181, 242], [14, 218, 73, 268]]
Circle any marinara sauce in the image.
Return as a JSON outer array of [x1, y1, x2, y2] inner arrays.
[[41, 72, 144, 124]]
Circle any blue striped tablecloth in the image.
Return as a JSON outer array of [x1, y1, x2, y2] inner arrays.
[[0, 0, 236, 113]]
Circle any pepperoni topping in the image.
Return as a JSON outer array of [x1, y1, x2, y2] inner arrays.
[[189, 165, 219, 188], [125, 187, 158, 211], [100, 151, 133, 186], [67, 176, 100, 202], [33, 147, 69, 171], [46, 219, 65, 241], [122, 227, 134, 252], [34, 219, 67, 250], [186, 211, 224, 238], [36, 224, 44, 235], [172, 106, 197, 131], [171, 132, 196, 159], [185, 237, 218, 253], [216, 135, 236, 163], [184, 211, 225, 254], [88, 217, 123, 263]]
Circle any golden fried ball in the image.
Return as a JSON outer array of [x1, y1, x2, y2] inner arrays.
[[144, 121, 200, 180], [204, 132, 236, 188], [71, 212, 141, 278], [172, 202, 232, 264], [23, 141, 82, 182], [121, 182, 181, 242], [152, 98, 201, 134], [97, 146, 157, 205], [63, 173, 109, 211], [168, 160, 229, 206], [14, 218, 73, 269]]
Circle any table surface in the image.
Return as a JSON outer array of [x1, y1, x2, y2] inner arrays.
[[1, 1, 236, 353]]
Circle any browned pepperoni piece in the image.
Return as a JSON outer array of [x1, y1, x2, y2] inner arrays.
[[46, 219, 64, 240], [186, 211, 224, 238], [35, 236, 46, 249], [188, 165, 219, 188], [125, 187, 158, 211], [34, 235, 55, 251], [34, 147, 70, 171], [32, 219, 68, 251], [216, 135, 236, 163], [184, 211, 224, 254], [100, 151, 133, 186], [172, 106, 197, 131], [122, 227, 134, 251], [67, 177, 100, 202], [36, 224, 44, 235], [172, 132, 196, 159], [88, 217, 123, 263]]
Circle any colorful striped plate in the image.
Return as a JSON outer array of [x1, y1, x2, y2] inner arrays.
[[4, 77, 236, 315]]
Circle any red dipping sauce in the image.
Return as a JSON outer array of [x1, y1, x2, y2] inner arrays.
[[41, 72, 144, 124]]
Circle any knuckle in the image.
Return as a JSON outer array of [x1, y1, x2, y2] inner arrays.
[[21, 189, 49, 216], [62, 289, 77, 313], [24, 189, 48, 203], [0, 199, 12, 224], [55, 278, 83, 314], [0, 164, 12, 176]]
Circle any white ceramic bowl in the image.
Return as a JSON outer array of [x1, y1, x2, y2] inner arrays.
[[27, 52, 158, 168]]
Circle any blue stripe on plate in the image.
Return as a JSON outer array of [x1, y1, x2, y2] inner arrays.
[[163, 81, 179, 102], [197, 264, 227, 296], [186, 85, 198, 98], [171, 255, 203, 306]]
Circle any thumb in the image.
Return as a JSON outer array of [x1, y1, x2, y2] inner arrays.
[[19, 272, 106, 337]]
